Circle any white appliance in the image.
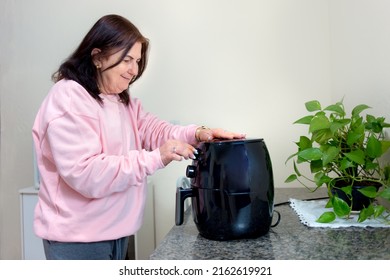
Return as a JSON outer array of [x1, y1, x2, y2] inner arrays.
[[19, 179, 156, 260]]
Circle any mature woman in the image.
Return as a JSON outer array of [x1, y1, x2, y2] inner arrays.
[[32, 14, 245, 260]]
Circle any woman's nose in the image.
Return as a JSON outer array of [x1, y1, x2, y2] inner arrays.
[[128, 61, 138, 75]]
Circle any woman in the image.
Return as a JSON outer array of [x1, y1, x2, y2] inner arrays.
[[32, 14, 245, 260]]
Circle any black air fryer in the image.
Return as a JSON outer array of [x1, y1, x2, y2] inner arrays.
[[175, 138, 275, 240]]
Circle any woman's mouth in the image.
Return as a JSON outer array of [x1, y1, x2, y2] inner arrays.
[[122, 75, 132, 81]]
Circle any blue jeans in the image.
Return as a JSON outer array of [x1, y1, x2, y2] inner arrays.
[[43, 236, 129, 260]]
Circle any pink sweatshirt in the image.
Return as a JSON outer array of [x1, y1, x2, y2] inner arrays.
[[32, 79, 198, 242]]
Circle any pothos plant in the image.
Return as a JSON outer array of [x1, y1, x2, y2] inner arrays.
[[285, 99, 390, 223]]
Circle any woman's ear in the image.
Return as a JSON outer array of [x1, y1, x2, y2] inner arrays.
[[91, 48, 102, 67]]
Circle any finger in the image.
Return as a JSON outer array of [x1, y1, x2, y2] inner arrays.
[[171, 144, 197, 160], [221, 129, 245, 139], [200, 130, 212, 141], [212, 129, 244, 139], [172, 154, 183, 162], [231, 132, 246, 139]]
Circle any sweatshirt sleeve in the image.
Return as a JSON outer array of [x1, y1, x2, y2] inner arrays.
[[130, 98, 198, 151], [38, 81, 165, 199], [45, 114, 164, 199]]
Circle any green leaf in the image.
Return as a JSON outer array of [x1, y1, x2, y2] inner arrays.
[[312, 129, 333, 144], [381, 140, 390, 155], [364, 159, 378, 171], [366, 115, 384, 133], [285, 174, 297, 183], [305, 100, 321, 112], [325, 199, 333, 208], [294, 115, 313, 125], [324, 104, 345, 115], [310, 160, 324, 173], [350, 121, 364, 134], [316, 212, 336, 223], [352, 104, 370, 117], [330, 120, 349, 134], [297, 136, 312, 150], [285, 152, 297, 164], [347, 131, 364, 146], [309, 115, 330, 133], [316, 211, 336, 223], [358, 204, 374, 222], [344, 149, 365, 165], [357, 186, 378, 198], [332, 196, 351, 217], [382, 119, 390, 127], [340, 185, 352, 196], [378, 188, 390, 200], [358, 209, 369, 222], [374, 205, 385, 218], [314, 172, 330, 187], [322, 146, 340, 166], [366, 135, 382, 158], [298, 148, 323, 161], [339, 157, 354, 171]]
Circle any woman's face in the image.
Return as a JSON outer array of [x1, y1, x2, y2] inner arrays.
[[95, 42, 142, 94]]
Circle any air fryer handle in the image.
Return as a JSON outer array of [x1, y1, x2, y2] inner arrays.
[[175, 187, 195, 225]]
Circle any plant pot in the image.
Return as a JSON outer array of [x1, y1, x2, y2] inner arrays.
[[330, 180, 381, 211]]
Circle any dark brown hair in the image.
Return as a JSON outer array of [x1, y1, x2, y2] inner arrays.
[[52, 14, 149, 105]]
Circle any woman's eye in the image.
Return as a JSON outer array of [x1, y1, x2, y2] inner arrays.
[[123, 57, 140, 64]]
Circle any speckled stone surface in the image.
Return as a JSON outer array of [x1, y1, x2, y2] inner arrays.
[[150, 187, 390, 260]]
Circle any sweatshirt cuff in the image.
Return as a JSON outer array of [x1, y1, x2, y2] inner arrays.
[[147, 148, 166, 173], [186, 125, 199, 145]]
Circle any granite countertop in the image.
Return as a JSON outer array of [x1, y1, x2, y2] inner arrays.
[[150, 187, 390, 260]]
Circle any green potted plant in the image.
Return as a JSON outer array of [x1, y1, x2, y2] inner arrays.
[[285, 98, 390, 223]]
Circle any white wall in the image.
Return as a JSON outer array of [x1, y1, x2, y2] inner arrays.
[[329, 0, 390, 121], [1, 0, 389, 259], [141, 0, 332, 244]]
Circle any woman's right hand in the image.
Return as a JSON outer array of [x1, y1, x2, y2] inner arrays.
[[159, 140, 198, 166]]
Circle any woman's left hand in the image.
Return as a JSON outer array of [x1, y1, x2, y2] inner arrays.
[[196, 127, 246, 142]]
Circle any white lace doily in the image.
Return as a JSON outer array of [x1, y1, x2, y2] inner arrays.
[[289, 198, 390, 228]]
